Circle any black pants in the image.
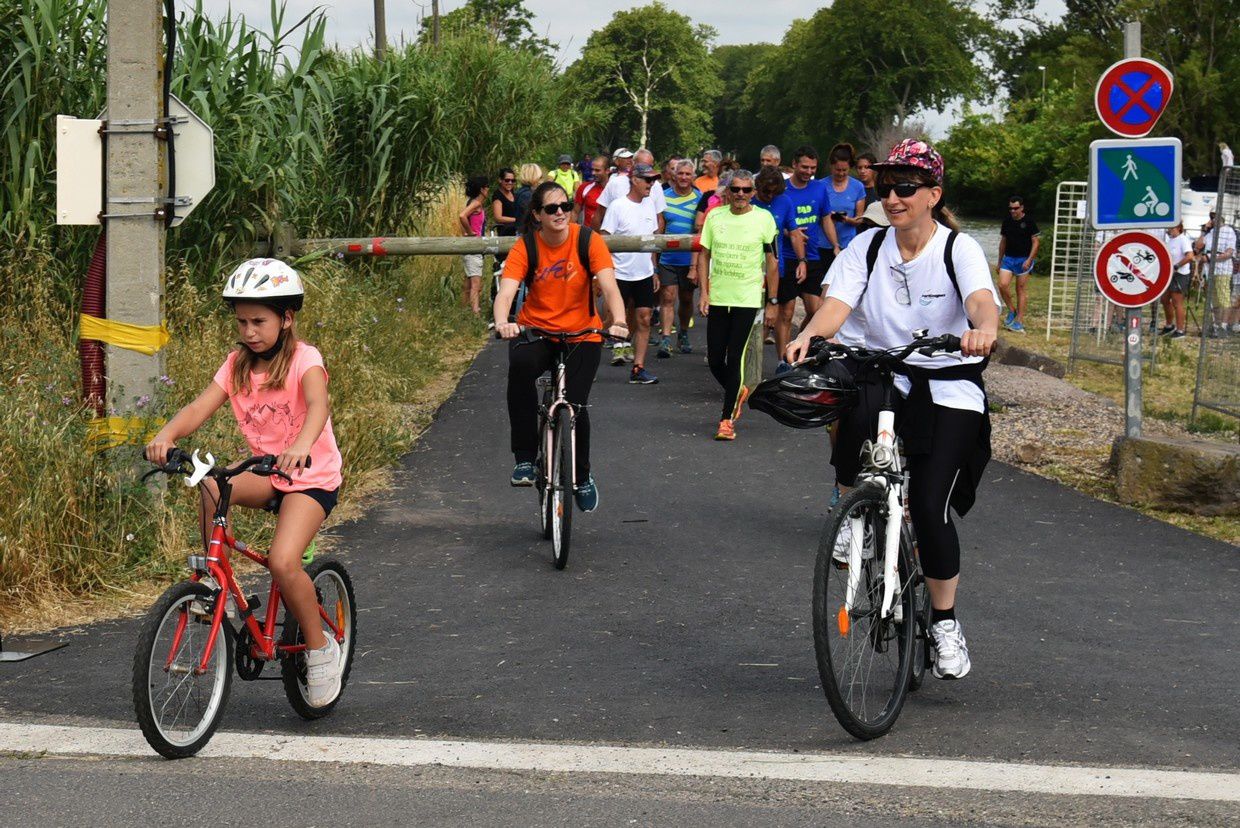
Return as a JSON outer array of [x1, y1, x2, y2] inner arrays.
[[507, 338, 602, 479], [707, 305, 758, 420], [832, 380, 982, 580]]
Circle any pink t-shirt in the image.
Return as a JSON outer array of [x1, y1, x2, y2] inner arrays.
[[212, 341, 343, 493]]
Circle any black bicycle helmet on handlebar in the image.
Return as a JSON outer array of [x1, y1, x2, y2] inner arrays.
[[749, 342, 859, 429]]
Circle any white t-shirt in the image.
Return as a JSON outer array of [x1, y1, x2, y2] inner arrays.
[[598, 173, 667, 213], [1206, 225, 1237, 277], [600, 195, 659, 280], [826, 223, 1001, 413], [1165, 233, 1193, 274]]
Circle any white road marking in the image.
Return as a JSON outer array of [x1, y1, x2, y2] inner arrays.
[[1, 722, 1237, 802]]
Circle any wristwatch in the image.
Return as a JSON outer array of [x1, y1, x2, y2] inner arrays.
[[767, 296, 780, 305], [796, 258, 807, 263]]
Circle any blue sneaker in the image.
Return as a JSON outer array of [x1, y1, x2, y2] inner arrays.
[[574, 475, 599, 512], [678, 331, 692, 354], [629, 366, 659, 384], [1009, 320, 1026, 333], [828, 485, 841, 510], [1004, 310, 1016, 327], [510, 462, 536, 487], [775, 361, 792, 376]]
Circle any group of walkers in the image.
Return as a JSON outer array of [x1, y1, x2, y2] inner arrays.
[[484, 137, 1001, 681]]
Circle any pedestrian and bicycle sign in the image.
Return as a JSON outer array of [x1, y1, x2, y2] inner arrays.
[[1093, 230, 1172, 308], [1094, 58, 1173, 138], [1089, 137, 1181, 230]]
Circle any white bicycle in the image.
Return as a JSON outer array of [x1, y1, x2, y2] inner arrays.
[[807, 332, 962, 739]]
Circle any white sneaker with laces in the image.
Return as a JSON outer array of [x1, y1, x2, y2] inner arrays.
[[306, 636, 342, 706], [832, 518, 875, 564], [931, 619, 971, 679]]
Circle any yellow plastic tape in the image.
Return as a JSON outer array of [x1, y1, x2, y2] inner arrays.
[[87, 416, 165, 452], [79, 314, 170, 356]]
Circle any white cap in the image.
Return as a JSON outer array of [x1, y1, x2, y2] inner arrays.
[[222, 258, 305, 310], [613, 147, 634, 159], [862, 201, 890, 227]]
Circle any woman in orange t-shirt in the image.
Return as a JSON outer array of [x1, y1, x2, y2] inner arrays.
[[494, 181, 629, 511]]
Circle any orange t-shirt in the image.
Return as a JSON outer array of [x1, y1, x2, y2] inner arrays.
[[694, 174, 719, 194], [501, 225, 614, 342]]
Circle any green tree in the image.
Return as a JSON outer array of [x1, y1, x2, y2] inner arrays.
[[744, 0, 992, 150], [565, 2, 721, 156], [418, 0, 553, 57], [711, 43, 778, 166]]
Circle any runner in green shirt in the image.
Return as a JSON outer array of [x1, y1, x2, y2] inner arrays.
[[698, 169, 779, 441]]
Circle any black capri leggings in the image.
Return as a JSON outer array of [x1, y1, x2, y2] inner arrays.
[[707, 305, 758, 420], [507, 338, 602, 480], [831, 382, 982, 581]]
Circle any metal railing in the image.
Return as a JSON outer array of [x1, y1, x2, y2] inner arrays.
[[1191, 165, 1240, 430]]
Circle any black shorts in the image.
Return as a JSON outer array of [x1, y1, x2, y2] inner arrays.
[[1168, 271, 1190, 294], [264, 487, 339, 519], [656, 263, 693, 290], [617, 276, 656, 308], [777, 258, 828, 303]]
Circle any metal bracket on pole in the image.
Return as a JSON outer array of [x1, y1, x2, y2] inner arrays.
[[98, 116, 189, 139]]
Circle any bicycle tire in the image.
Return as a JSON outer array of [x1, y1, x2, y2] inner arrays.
[[132, 581, 233, 759], [537, 406, 553, 540], [909, 568, 930, 692], [813, 482, 916, 740], [280, 558, 358, 719], [550, 408, 573, 570]]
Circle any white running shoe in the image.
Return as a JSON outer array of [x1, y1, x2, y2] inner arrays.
[[306, 636, 342, 706], [931, 619, 971, 679], [832, 518, 875, 564]]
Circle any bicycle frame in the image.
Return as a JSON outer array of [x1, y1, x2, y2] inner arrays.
[[843, 405, 906, 623], [537, 346, 579, 491], [170, 478, 345, 677]]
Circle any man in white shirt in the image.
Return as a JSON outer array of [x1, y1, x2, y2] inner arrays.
[[1158, 222, 1194, 339], [1196, 213, 1237, 335], [601, 163, 662, 383], [594, 148, 667, 232]]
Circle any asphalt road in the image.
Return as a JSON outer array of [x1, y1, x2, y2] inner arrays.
[[2, 328, 1238, 824]]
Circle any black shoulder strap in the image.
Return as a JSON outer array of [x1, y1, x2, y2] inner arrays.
[[578, 225, 597, 317], [944, 229, 960, 300], [858, 227, 889, 302], [522, 229, 539, 287]]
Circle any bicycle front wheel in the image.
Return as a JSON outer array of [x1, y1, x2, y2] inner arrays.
[[813, 483, 916, 740], [550, 408, 573, 570], [132, 581, 233, 758]]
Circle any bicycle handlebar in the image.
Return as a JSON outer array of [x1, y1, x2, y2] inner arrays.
[[143, 449, 307, 485], [497, 325, 629, 343], [803, 332, 962, 369]]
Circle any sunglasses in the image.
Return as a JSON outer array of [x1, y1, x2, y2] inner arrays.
[[729, 186, 754, 194], [501, 178, 516, 183], [635, 175, 660, 184], [877, 181, 930, 199], [540, 201, 573, 215], [890, 263, 911, 306]]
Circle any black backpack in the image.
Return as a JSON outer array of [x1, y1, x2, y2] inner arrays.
[[521, 226, 599, 316]]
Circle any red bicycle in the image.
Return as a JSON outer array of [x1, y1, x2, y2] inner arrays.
[[132, 449, 356, 758]]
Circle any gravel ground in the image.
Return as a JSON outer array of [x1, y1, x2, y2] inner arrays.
[[986, 363, 1188, 474]]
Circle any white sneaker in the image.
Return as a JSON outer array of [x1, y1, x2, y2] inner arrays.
[[832, 518, 874, 564], [931, 619, 971, 679], [305, 637, 342, 706]]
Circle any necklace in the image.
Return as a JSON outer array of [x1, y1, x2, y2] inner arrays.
[[896, 223, 937, 263]]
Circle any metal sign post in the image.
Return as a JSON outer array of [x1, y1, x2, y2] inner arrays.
[[1121, 22, 1144, 439]]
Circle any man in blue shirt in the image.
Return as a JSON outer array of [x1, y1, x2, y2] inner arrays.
[[658, 159, 702, 356], [774, 145, 839, 373]]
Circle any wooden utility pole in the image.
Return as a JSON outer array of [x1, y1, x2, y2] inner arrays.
[[375, 0, 387, 59], [105, 0, 166, 457], [432, 0, 441, 46]]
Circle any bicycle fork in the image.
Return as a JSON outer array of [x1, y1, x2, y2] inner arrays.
[[843, 410, 904, 622]]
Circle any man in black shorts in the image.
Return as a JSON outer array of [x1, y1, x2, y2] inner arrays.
[[601, 163, 662, 384]]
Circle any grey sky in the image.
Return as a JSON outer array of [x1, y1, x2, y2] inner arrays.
[[198, 1, 1068, 135]]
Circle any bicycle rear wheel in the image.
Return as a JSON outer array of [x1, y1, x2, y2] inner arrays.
[[813, 483, 916, 740], [132, 581, 233, 758], [550, 408, 573, 570], [281, 559, 357, 719]]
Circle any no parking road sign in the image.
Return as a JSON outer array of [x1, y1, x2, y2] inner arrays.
[[1093, 231, 1172, 308], [1089, 137, 1181, 230], [1095, 58, 1173, 138]]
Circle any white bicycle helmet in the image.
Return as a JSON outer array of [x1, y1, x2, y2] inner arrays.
[[222, 258, 305, 311]]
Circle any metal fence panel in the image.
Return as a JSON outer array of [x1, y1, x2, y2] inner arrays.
[[1192, 165, 1240, 426], [1048, 181, 1088, 337]]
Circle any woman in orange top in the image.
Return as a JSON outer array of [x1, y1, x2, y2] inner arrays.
[[494, 181, 629, 511]]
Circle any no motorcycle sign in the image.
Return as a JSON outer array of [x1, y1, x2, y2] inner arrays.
[[1093, 231, 1172, 308]]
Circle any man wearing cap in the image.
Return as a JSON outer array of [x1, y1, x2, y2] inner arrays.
[[551, 154, 582, 196], [601, 162, 663, 384], [594, 147, 667, 231]]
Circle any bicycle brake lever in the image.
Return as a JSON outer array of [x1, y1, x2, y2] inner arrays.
[[185, 450, 215, 487]]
